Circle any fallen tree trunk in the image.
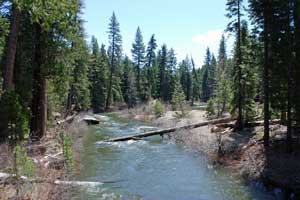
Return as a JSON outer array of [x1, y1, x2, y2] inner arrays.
[[106, 117, 233, 142], [0, 173, 120, 187], [216, 119, 281, 129], [57, 114, 76, 125]]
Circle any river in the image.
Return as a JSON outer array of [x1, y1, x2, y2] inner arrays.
[[73, 114, 275, 200]]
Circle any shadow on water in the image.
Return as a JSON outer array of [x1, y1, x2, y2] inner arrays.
[[73, 114, 276, 200]]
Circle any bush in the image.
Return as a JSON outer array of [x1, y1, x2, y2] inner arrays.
[[171, 79, 189, 118], [0, 90, 29, 143], [13, 145, 36, 177], [154, 100, 164, 118], [206, 99, 215, 118], [59, 131, 74, 174]]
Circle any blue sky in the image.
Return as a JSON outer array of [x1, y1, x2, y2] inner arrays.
[[83, 0, 235, 67]]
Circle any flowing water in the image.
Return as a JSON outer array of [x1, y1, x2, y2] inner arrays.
[[73, 114, 275, 200]]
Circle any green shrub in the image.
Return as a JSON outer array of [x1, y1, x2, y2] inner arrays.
[[171, 79, 189, 118], [13, 145, 36, 178], [0, 90, 29, 143], [154, 100, 164, 118], [206, 99, 215, 118], [59, 131, 74, 174]]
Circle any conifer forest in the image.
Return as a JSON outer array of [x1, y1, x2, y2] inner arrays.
[[0, 0, 300, 199]]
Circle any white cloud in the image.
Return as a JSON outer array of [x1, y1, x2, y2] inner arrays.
[[190, 29, 234, 68], [192, 29, 224, 47]]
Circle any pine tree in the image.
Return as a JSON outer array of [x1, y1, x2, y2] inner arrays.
[[157, 44, 168, 101], [201, 48, 212, 102], [145, 34, 157, 98], [240, 21, 258, 122], [29, 0, 84, 140], [89, 37, 108, 112], [171, 76, 188, 117], [293, 0, 300, 128], [121, 56, 137, 108], [191, 58, 201, 105], [179, 57, 192, 101], [106, 12, 122, 109], [210, 54, 217, 98], [2, 3, 20, 90], [215, 35, 230, 116], [165, 48, 177, 101], [71, 42, 91, 112], [131, 27, 145, 100], [250, 0, 272, 146], [226, 0, 244, 130]]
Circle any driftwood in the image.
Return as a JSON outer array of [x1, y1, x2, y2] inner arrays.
[[215, 119, 281, 129], [106, 117, 233, 142], [0, 173, 122, 187], [57, 114, 76, 125], [81, 115, 100, 125]]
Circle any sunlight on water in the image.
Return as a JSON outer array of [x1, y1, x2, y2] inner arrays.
[[74, 114, 275, 200]]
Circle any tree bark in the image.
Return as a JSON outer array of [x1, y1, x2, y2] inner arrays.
[[30, 24, 47, 141], [263, 0, 271, 147], [286, 1, 293, 153], [294, 0, 300, 128], [236, 0, 244, 130], [2, 5, 20, 90]]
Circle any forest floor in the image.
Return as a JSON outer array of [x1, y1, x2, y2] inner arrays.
[[117, 103, 300, 197], [0, 114, 88, 200]]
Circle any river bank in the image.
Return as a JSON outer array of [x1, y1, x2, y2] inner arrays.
[[116, 104, 300, 199], [75, 111, 275, 199], [0, 113, 90, 200]]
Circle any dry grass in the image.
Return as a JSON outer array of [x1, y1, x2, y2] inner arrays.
[[0, 115, 88, 200]]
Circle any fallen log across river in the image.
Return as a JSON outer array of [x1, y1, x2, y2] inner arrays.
[[105, 117, 233, 142]]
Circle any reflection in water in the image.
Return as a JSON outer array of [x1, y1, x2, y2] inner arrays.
[[74, 115, 274, 200]]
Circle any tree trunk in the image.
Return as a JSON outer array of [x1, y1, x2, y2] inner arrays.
[[236, 0, 243, 130], [294, 0, 300, 128], [2, 5, 20, 90], [263, 0, 271, 147], [286, 2, 293, 153], [105, 69, 113, 110], [106, 117, 233, 142], [30, 24, 47, 141]]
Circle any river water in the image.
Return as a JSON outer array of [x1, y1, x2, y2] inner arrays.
[[73, 114, 275, 200]]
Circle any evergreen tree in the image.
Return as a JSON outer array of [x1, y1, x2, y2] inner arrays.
[[171, 76, 188, 117], [121, 56, 137, 108], [71, 43, 91, 112], [240, 21, 258, 122], [131, 27, 145, 100], [178, 57, 191, 101], [157, 44, 168, 101], [106, 12, 122, 109], [145, 34, 157, 98], [294, 0, 300, 127], [2, 3, 20, 90], [226, 0, 244, 130], [215, 35, 230, 116], [89, 37, 108, 112], [165, 48, 177, 101], [201, 48, 213, 102], [191, 58, 201, 105]]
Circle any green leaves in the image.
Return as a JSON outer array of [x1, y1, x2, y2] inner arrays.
[[0, 90, 29, 143], [13, 145, 36, 177], [14, 0, 79, 32]]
